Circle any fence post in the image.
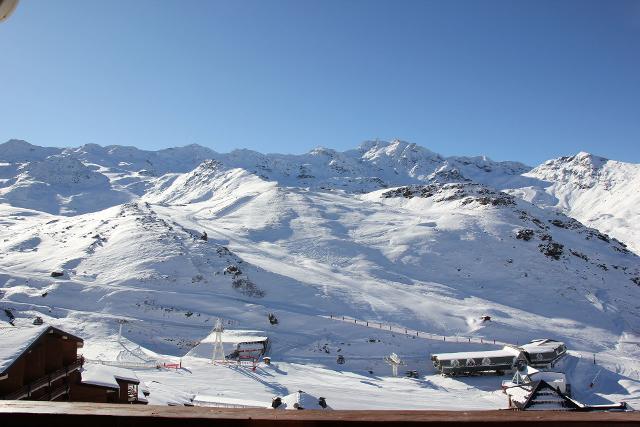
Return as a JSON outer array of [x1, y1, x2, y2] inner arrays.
[[493, 339, 495, 344], [443, 336, 446, 341], [366, 321, 369, 326]]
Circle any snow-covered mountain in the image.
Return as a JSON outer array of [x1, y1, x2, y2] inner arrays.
[[505, 152, 640, 254], [0, 138, 639, 409]]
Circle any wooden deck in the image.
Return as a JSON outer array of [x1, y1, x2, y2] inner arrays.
[[0, 401, 638, 426]]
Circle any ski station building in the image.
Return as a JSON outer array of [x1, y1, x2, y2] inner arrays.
[[431, 339, 567, 376], [518, 339, 567, 368], [187, 329, 270, 362], [431, 346, 525, 376]]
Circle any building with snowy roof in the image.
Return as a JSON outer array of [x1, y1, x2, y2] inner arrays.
[[0, 325, 84, 401], [431, 346, 526, 376], [430, 338, 567, 376], [270, 390, 331, 410], [186, 329, 269, 361], [0, 325, 148, 404], [519, 339, 567, 368], [502, 366, 569, 395], [506, 380, 579, 411], [71, 363, 148, 404], [505, 380, 627, 412]]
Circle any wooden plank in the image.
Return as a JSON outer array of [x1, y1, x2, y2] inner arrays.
[[0, 401, 639, 427]]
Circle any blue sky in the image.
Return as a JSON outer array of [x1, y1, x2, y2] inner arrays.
[[1, 0, 639, 165]]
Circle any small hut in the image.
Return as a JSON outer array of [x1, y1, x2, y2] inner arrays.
[[72, 364, 148, 404]]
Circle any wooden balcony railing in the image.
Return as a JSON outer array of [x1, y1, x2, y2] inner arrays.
[[1, 358, 82, 401], [0, 401, 638, 427]]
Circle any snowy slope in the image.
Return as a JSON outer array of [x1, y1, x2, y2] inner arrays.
[[505, 152, 640, 254], [0, 154, 130, 215], [0, 138, 639, 409]]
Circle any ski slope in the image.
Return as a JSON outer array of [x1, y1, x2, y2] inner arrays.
[[1, 139, 639, 409]]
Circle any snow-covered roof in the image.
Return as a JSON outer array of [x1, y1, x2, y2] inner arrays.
[[193, 394, 266, 408], [505, 384, 533, 405], [186, 329, 269, 359], [271, 390, 331, 410], [520, 339, 564, 354], [137, 388, 148, 403], [0, 325, 83, 375], [198, 329, 268, 345], [506, 381, 577, 411], [432, 346, 521, 361], [81, 363, 140, 389], [529, 370, 566, 383]]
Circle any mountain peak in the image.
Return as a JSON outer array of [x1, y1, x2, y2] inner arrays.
[[0, 139, 62, 162]]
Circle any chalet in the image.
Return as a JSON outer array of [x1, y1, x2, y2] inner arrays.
[[431, 346, 526, 376], [71, 364, 148, 404], [506, 380, 580, 411], [1, 325, 149, 404], [0, 325, 84, 401], [519, 339, 567, 368], [505, 380, 627, 412]]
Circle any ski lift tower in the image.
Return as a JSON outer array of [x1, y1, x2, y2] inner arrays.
[[211, 318, 226, 364], [117, 319, 128, 343], [384, 353, 403, 377]]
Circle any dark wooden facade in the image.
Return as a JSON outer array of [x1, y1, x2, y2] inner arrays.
[[1, 326, 144, 404], [71, 377, 142, 404], [0, 327, 83, 401]]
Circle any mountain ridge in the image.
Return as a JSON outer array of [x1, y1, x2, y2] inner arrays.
[[1, 138, 639, 408]]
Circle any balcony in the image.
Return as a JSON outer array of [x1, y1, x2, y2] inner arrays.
[[1, 358, 83, 401]]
